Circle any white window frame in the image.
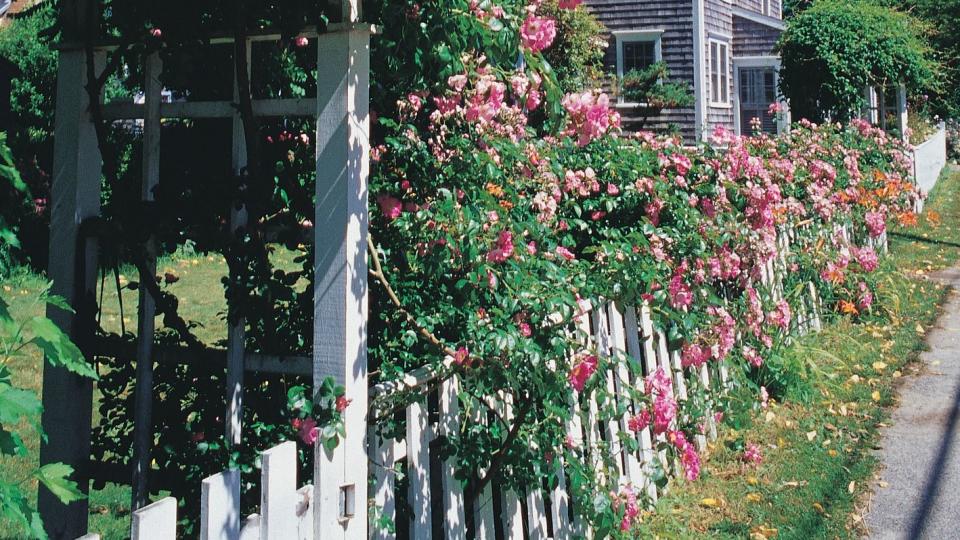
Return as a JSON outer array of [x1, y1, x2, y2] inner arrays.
[[613, 29, 665, 106], [708, 38, 731, 108]]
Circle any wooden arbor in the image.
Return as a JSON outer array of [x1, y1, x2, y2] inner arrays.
[[39, 2, 372, 538]]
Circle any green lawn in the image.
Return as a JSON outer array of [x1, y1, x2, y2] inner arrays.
[[640, 167, 960, 539], [0, 246, 305, 539]]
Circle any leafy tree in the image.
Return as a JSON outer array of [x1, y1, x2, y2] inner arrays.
[[0, 5, 58, 268], [540, 0, 606, 93], [619, 62, 694, 129], [0, 134, 95, 539], [777, 0, 940, 122], [890, 0, 960, 117]]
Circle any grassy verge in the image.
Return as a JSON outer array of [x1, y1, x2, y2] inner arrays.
[[640, 167, 960, 539]]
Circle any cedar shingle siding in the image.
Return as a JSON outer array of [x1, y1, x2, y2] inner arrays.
[[584, 0, 697, 140], [732, 16, 780, 57], [583, 0, 782, 141]]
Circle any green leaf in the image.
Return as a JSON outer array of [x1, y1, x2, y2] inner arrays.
[[27, 317, 98, 379], [0, 428, 26, 456], [36, 463, 85, 504], [0, 384, 42, 425], [44, 295, 74, 314]]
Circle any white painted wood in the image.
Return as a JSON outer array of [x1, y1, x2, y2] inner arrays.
[[897, 84, 909, 143], [526, 487, 549, 540], [201, 470, 241, 540], [494, 396, 524, 539], [622, 306, 657, 503], [312, 27, 372, 540], [296, 485, 314, 540], [638, 303, 659, 375], [130, 497, 177, 540], [39, 47, 105, 537], [550, 456, 571, 540], [132, 50, 162, 511], [75, 535, 100, 540], [608, 303, 642, 484], [370, 428, 396, 540], [593, 307, 624, 481], [406, 398, 432, 540], [438, 377, 467, 539], [471, 402, 496, 540], [239, 515, 260, 540], [261, 441, 298, 540], [225, 39, 251, 449]]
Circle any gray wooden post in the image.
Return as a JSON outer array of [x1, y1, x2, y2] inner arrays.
[[226, 40, 251, 447], [38, 46, 104, 539], [131, 51, 162, 511], [312, 23, 372, 540]]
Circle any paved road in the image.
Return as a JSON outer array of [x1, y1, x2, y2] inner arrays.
[[865, 266, 960, 539]]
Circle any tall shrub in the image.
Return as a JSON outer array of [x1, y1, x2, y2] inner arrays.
[[777, 0, 939, 122]]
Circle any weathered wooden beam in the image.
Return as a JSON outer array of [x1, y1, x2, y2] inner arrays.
[[131, 50, 162, 512], [312, 27, 371, 540], [91, 338, 314, 375], [225, 39, 251, 449], [39, 46, 104, 540], [101, 98, 316, 121]]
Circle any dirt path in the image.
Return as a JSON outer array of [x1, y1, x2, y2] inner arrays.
[[865, 266, 960, 539]]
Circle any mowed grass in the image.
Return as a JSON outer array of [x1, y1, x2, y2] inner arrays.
[[639, 167, 960, 539], [0, 246, 306, 539]]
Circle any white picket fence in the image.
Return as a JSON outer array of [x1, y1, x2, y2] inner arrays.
[[80, 224, 888, 539], [77, 441, 314, 540], [363, 224, 837, 539]]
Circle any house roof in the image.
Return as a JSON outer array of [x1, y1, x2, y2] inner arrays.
[[732, 6, 786, 31]]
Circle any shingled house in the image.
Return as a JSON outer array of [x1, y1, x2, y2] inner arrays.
[[583, 0, 789, 141]]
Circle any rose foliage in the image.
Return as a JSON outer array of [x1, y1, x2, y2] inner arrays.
[[366, 4, 919, 536]]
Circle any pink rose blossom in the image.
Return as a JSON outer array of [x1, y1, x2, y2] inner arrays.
[[486, 230, 515, 263], [569, 354, 598, 391], [299, 417, 319, 446], [555, 246, 576, 261], [865, 211, 886, 237], [376, 194, 403, 221], [520, 15, 557, 53]]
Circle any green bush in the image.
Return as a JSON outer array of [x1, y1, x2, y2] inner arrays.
[[778, 0, 940, 122]]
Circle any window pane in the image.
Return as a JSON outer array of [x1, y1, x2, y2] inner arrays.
[[623, 41, 655, 73], [720, 45, 728, 102]]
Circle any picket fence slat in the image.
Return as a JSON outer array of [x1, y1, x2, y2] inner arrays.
[[608, 303, 643, 486], [260, 441, 298, 540], [439, 377, 467, 540], [239, 515, 260, 540], [295, 485, 314, 540], [471, 401, 496, 540], [623, 306, 658, 502], [201, 470, 240, 540], [551, 455, 572, 540], [526, 486, 549, 540], [407, 398, 432, 540], [370, 428, 396, 540], [131, 497, 177, 540]]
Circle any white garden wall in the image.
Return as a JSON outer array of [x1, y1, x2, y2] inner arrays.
[[913, 123, 948, 213]]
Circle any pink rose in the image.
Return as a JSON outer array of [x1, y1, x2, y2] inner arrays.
[[298, 417, 319, 446]]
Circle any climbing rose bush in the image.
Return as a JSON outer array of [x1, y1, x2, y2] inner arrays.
[[365, 0, 919, 536]]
